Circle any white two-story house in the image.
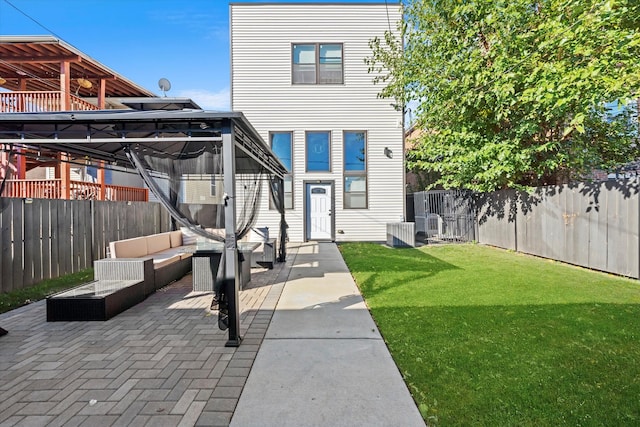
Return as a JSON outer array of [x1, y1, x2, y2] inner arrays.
[[231, 2, 403, 242]]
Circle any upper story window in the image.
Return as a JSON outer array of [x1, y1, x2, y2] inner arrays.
[[292, 43, 343, 85]]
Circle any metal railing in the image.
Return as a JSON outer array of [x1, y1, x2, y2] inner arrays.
[[414, 190, 476, 243], [0, 91, 99, 112], [1, 179, 148, 201]]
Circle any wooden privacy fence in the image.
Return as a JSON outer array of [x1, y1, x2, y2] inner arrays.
[[475, 180, 640, 279], [0, 198, 171, 293]]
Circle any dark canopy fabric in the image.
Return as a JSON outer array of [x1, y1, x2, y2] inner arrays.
[[0, 110, 287, 176], [0, 109, 289, 260]]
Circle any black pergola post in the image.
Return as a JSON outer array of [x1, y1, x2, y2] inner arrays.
[[222, 124, 242, 347]]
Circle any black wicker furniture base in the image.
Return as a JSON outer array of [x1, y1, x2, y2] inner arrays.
[[47, 279, 145, 321]]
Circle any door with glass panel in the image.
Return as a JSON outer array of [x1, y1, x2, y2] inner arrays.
[[306, 183, 333, 240]]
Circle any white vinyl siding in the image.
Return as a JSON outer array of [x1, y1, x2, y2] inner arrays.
[[231, 3, 404, 242]]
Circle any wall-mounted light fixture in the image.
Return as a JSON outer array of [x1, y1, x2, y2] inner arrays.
[[0, 77, 6, 85], [384, 147, 393, 159]]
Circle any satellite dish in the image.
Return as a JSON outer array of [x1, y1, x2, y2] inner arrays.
[[158, 78, 171, 97], [76, 78, 93, 89]]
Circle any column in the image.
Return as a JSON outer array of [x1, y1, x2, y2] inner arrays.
[[222, 124, 242, 347]]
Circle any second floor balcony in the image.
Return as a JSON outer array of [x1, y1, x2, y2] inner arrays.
[[0, 91, 99, 113], [1, 178, 149, 202]]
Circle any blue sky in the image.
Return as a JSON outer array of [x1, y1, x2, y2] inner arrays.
[[0, 0, 386, 110]]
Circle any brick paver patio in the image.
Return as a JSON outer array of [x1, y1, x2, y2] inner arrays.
[[0, 246, 296, 427]]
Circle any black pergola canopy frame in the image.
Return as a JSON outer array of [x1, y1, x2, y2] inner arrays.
[[0, 110, 287, 178], [0, 109, 288, 347]]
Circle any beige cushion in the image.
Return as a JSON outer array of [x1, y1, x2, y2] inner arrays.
[[180, 227, 198, 245], [180, 245, 196, 259], [170, 231, 183, 248], [109, 237, 148, 259], [149, 252, 182, 269], [146, 233, 171, 254]]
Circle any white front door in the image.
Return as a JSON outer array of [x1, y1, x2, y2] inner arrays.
[[307, 183, 332, 240]]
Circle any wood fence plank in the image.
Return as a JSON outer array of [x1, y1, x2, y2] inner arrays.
[[588, 184, 608, 272], [75, 201, 85, 270], [0, 199, 11, 293], [23, 199, 36, 287], [81, 201, 91, 269], [49, 200, 60, 279], [572, 185, 590, 268], [41, 198, 52, 280], [93, 200, 105, 259], [59, 200, 72, 276], [11, 199, 24, 291]]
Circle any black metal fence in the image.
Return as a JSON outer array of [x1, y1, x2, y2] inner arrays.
[[414, 190, 477, 243]]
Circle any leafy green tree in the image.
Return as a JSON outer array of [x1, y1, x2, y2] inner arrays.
[[368, 0, 640, 191]]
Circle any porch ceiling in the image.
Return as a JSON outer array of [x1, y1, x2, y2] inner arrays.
[[0, 36, 155, 98]]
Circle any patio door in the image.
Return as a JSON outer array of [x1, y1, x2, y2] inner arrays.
[[306, 182, 333, 241]]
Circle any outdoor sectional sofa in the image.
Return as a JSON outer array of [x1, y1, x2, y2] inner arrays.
[[106, 230, 194, 291], [48, 229, 210, 322]]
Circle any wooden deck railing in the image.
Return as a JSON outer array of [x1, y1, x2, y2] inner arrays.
[[0, 91, 99, 112], [1, 179, 148, 201]]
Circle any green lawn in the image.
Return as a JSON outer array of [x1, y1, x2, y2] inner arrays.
[[0, 269, 93, 315], [339, 243, 640, 426]]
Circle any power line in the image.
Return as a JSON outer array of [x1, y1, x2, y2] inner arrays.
[[2, 0, 64, 40], [384, 0, 392, 33], [0, 59, 62, 92], [0, 1, 85, 97]]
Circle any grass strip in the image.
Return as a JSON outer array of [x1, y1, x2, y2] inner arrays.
[[340, 242, 640, 426], [0, 269, 93, 315]]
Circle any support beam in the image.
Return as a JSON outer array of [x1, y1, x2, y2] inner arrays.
[[57, 153, 71, 199], [15, 149, 26, 179], [98, 161, 106, 201], [0, 145, 16, 179], [98, 79, 106, 110], [2, 55, 81, 64], [60, 61, 71, 111], [222, 126, 242, 347]]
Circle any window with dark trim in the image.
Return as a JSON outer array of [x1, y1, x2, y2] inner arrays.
[[343, 131, 367, 209], [292, 43, 343, 84], [270, 132, 293, 210], [306, 131, 331, 172]]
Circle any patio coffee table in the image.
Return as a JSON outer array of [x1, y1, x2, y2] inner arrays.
[[47, 279, 146, 321]]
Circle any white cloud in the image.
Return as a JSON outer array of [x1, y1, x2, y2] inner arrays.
[[177, 87, 230, 111]]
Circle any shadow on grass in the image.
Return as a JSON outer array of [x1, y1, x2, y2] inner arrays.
[[370, 302, 640, 426], [339, 243, 461, 299]]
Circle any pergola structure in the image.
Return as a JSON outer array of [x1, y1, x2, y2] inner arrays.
[[0, 110, 288, 346]]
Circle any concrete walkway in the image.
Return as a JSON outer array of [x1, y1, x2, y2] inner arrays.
[[0, 242, 424, 427], [231, 242, 425, 426]]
